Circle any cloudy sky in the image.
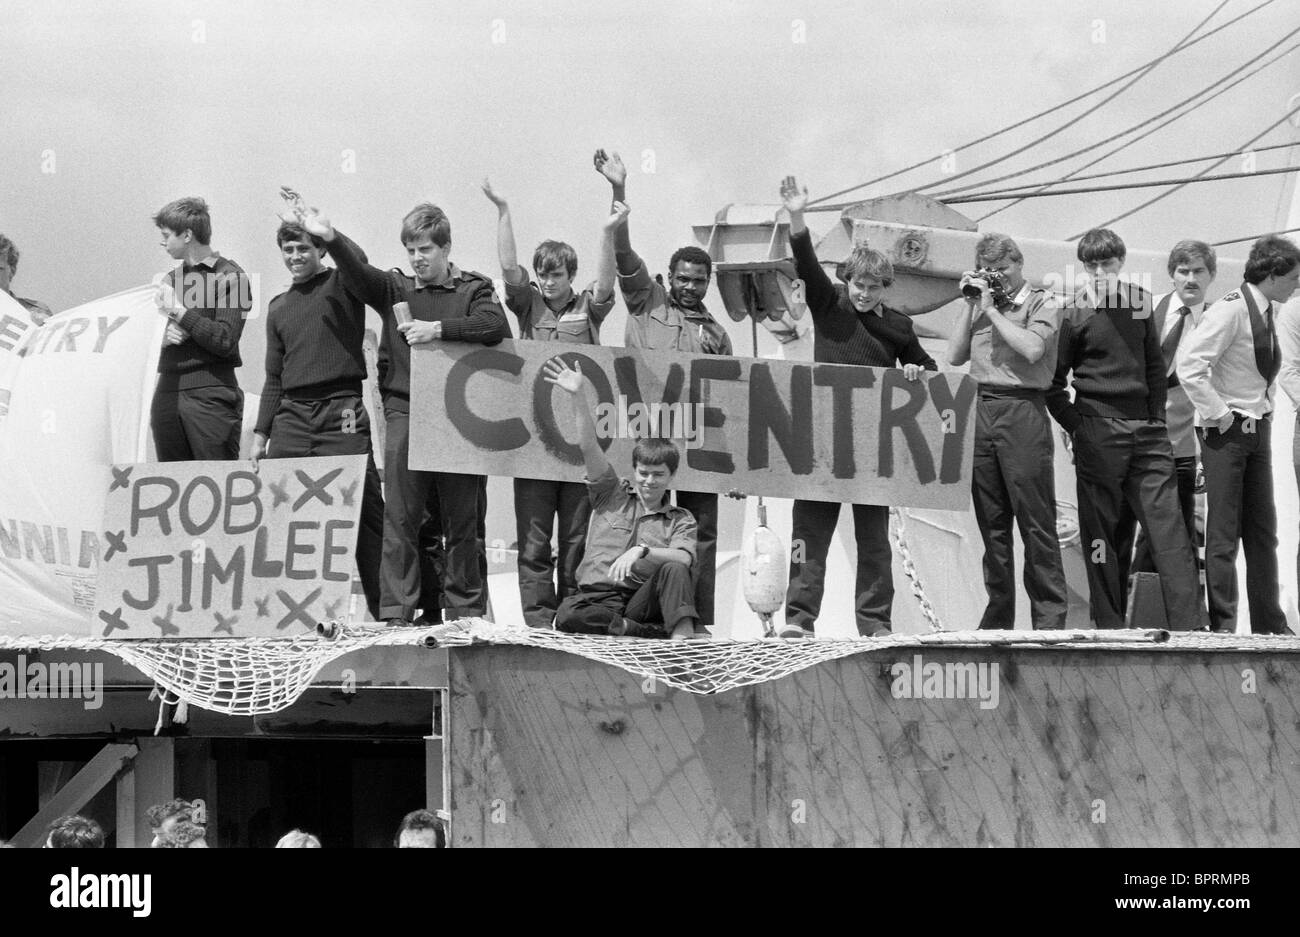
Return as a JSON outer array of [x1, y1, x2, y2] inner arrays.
[[4, 0, 1299, 389]]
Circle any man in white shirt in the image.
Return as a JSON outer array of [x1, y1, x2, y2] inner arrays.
[[1178, 235, 1300, 634], [1132, 240, 1214, 587]]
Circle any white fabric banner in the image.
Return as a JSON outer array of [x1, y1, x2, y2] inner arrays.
[[0, 286, 163, 638]]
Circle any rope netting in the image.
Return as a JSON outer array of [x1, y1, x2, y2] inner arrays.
[[3, 621, 1297, 715]]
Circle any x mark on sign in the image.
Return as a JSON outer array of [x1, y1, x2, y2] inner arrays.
[[277, 587, 322, 630], [152, 602, 180, 636], [255, 595, 271, 618], [98, 606, 129, 637], [110, 465, 133, 492], [293, 468, 343, 510], [269, 475, 290, 509], [104, 530, 127, 561], [339, 479, 359, 508], [212, 611, 238, 635]]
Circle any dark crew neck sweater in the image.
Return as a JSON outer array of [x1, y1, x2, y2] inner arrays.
[[157, 255, 249, 391], [1045, 284, 1165, 433]]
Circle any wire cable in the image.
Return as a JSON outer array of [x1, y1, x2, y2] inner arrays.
[[805, 0, 1268, 207]]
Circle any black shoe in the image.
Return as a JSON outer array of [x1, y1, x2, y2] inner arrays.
[[864, 624, 892, 638], [608, 616, 663, 638]]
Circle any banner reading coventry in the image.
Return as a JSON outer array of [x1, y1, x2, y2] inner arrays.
[[95, 455, 365, 639], [0, 287, 163, 639], [409, 340, 977, 510]]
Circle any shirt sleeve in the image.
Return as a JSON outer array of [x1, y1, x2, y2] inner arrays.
[[617, 255, 656, 320], [896, 320, 938, 370], [1176, 298, 1238, 423], [1025, 293, 1061, 342], [503, 266, 535, 322], [256, 306, 284, 436], [586, 286, 615, 336], [176, 266, 248, 359], [667, 510, 698, 563], [587, 463, 620, 512], [440, 279, 512, 344]]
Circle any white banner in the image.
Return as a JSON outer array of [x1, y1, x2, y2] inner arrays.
[[0, 287, 163, 638]]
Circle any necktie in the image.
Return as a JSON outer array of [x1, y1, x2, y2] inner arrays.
[[1162, 305, 1190, 386]]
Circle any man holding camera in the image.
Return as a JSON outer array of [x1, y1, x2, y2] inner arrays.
[[947, 234, 1067, 630]]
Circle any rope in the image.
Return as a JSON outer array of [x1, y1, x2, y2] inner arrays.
[[804, 0, 1269, 207], [890, 508, 943, 631], [932, 164, 1300, 204], [1212, 225, 1300, 247]]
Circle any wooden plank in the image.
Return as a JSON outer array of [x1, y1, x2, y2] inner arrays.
[[448, 644, 1300, 847], [10, 742, 137, 846], [409, 340, 976, 510], [95, 455, 366, 639]]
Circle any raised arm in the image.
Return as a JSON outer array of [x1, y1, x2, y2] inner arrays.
[[779, 175, 837, 313], [480, 178, 524, 285], [594, 149, 637, 275], [280, 186, 391, 310], [594, 201, 630, 304], [542, 356, 609, 480]]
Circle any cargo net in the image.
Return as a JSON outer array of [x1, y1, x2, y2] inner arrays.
[[5, 622, 1287, 716]]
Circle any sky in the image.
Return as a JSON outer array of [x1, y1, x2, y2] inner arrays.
[[3, 0, 1300, 394]]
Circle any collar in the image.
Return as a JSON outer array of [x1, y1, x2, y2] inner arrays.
[[1244, 282, 1271, 311], [651, 298, 713, 325], [185, 252, 222, 271], [1007, 282, 1033, 307], [1156, 291, 1207, 315], [411, 262, 464, 291], [618, 479, 675, 516]]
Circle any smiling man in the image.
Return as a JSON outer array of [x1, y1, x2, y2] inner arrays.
[[1047, 228, 1205, 631], [251, 215, 385, 621], [1181, 234, 1300, 634], [595, 148, 730, 636], [545, 357, 700, 640], [777, 175, 936, 639], [284, 191, 510, 627]]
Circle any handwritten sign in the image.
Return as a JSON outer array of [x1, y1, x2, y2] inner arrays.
[[409, 340, 975, 510], [93, 455, 366, 639]]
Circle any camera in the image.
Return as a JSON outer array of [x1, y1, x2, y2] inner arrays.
[[961, 268, 1011, 306]]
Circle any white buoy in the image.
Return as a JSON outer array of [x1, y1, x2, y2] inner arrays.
[[741, 499, 788, 637]]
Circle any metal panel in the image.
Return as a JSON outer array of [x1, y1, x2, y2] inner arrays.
[[448, 644, 1300, 847]]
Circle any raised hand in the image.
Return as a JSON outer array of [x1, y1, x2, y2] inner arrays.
[[279, 185, 333, 239], [541, 356, 585, 394], [593, 149, 627, 187], [480, 177, 507, 208], [604, 200, 631, 231], [780, 175, 809, 214]]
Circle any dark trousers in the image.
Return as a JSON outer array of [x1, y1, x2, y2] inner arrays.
[[555, 561, 698, 636], [417, 494, 445, 621], [1133, 455, 1198, 573], [675, 490, 717, 631], [514, 478, 590, 629], [152, 384, 243, 462], [786, 500, 892, 635], [267, 394, 384, 621], [381, 405, 486, 620], [1074, 417, 1205, 630], [972, 392, 1067, 630], [1199, 415, 1287, 633]]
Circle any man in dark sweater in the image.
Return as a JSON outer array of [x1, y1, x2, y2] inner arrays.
[[151, 197, 251, 461], [778, 176, 937, 638], [1046, 228, 1205, 630], [285, 194, 510, 626], [252, 220, 384, 621]]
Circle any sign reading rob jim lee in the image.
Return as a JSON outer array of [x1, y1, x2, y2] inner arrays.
[[93, 455, 366, 639], [410, 340, 976, 509]]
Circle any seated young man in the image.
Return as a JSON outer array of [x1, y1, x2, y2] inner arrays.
[[544, 358, 700, 640]]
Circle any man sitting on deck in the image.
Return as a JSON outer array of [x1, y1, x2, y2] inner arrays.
[[544, 357, 701, 640]]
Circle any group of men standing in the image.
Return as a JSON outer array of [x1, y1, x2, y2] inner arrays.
[[5, 165, 1299, 638], [946, 222, 1300, 635]]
